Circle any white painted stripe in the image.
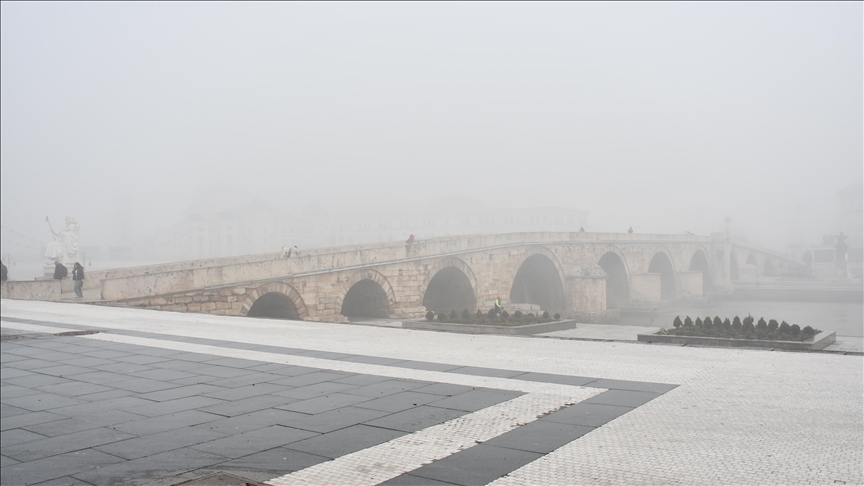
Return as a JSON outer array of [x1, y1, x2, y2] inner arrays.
[[265, 392, 582, 486]]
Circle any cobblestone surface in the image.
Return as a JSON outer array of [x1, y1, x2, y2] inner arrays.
[[2, 299, 862, 486]]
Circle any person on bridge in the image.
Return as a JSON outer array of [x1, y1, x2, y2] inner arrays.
[[628, 227, 634, 234], [494, 295, 504, 316], [53, 260, 67, 280], [406, 234, 414, 245], [288, 245, 298, 257], [72, 262, 84, 299], [280, 244, 289, 259]]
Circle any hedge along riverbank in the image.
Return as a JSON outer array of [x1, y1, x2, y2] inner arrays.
[[662, 315, 821, 342], [425, 308, 561, 327]]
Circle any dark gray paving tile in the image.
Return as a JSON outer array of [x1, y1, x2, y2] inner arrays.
[[203, 383, 288, 401], [0, 454, 19, 467], [24, 410, 147, 437], [72, 447, 229, 485], [410, 444, 542, 485], [364, 405, 469, 433], [330, 374, 392, 386], [31, 474, 97, 485], [200, 357, 266, 369], [1, 384, 44, 399], [215, 447, 329, 473], [483, 420, 595, 453], [137, 383, 225, 402], [257, 365, 320, 378], [1, 449, 124, 486], [65, 370, 130, 385], [2, 426, 136, 461], [540, 402, 633, 427], [80, 349, 132, 360], [3, 392, 88, 412], [1, 403, 30, 417], [192, 365, 260, 379], [272, 381, 357, 400], [427, 389, 522, 412], [4, 373, 70, 388], [512, 372, 596, 386], [378, 473, 460, 485], [108, 377, 182, 393], [584, 378, 678, 393], [148, 359, 212, 372], [125, 396, 226, 418], [1, 428, 48, 447], [90, 362, 157, 374], [244, 362, 303, 373], [276, 393, 372, 414], [286, 424, 405, 459], [446, 366, 525, 378], [582, 389, 662, 408], [130, 346, 185, 357], [113, 410, 224, 436], [95, 426, 228, 460], [27, 364, 95, 377], [1, 358, 59, 371], [191, 408, 309, 435], [354, 391, 443, 413], [337, 355, 406, 365], [279, 406, 390, 434], [268, 371, 351, 388], [341, 379, 432, 399], [193, 425, 319, 459], [206, 373, 284, 388], [391, 361, 464, 372], [171, 375, 225, 386], [58, 356, 116, 368], [115, 354, 171, 365], [197, 394, 295, 417], [406, 383, 477, 397], [48, 396, 155, 416], [1, 367, 35, 379], [36, 381, 113, 397], [132, 368, 199, 382], [74, 388, 136, 402], [293, 350, 355, 360], [0, 411, 67, 432]]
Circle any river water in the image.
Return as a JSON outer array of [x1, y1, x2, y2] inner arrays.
[[618, 301, 863, 337]]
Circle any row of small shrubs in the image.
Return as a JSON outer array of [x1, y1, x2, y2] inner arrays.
[[425, 308, 561, 325], [663, 315, 820, 341]]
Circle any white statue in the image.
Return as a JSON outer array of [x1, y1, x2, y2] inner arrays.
[[45, 216, 80, 265]]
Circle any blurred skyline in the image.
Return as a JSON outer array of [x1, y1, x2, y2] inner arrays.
[[2, 2, 861, 258]]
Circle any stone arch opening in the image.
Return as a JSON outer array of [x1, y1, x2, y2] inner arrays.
[[689, 250, 712, 292], [746, 254, 758, 266], [422, 267, 476, 314], [730, 252, 740, 280], [763, 259, 775, 277], [341, 279, 390, 319], [510, 254, 565, 313], [648, 252, 676, 300], [598, 252, 630, 308], [247, 292, 302, 320]]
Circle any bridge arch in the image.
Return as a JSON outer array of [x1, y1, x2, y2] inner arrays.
[[338, 269, 396, 319], [420, 257, 477, 314], [509, 247, 566, 313], [730, 252, 740, 280], [689, 249, 713, 292], [763, 258, 775, 277], [243, 282, 308, 320], [597, 247, 630, 308], [648, 250, 676, 300]]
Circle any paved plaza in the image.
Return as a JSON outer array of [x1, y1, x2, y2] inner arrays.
[[1, 300, 862, 486]]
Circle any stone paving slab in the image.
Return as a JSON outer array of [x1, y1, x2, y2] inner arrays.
[[1, 299, 862, 486]]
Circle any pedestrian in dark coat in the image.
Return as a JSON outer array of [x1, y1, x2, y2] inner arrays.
[[53, 261, 68, 280]]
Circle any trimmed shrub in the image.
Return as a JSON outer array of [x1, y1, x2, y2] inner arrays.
[[723, 318, 731, 330], [768, 319, 779, 332], [449, 310, 458, 320], [437, 312, 448, 323], [553, 313, 561, 320], [542, 311, 550, 320], [732, 316, 742, 331], [743, 319, 755, 332], [743, 316, 754, 327], [713, 316, 722, 329], [501, 310, 509, 319], [684, 316, 693, 327], [513, 310, 523, 318], [704, 317, 713, 329], [694, 317, 703, 327], [756, 318, 768, 331], [476, 309, 484, 319], [425, 311, 435, 321], [462, 309, 471, 320], [779, 321, 790, 333], [673, 316, 683, 328], [802, 326, 816, 339], [488, 308, 497, 318], [527, 313, 535, 318], [790, 324, 801, 335]]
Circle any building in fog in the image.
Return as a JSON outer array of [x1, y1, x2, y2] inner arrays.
[[145, 200, 588, 262]]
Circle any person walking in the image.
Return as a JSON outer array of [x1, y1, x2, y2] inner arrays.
[[494, 295, 504, 316], [72, 262, 85, 299], [53, 260, 68, 280]]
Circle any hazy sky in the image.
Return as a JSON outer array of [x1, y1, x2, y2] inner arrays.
[[1, 2, 861, 251]]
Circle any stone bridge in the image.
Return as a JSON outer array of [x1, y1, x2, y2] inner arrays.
[[69, 232, 802, 323]]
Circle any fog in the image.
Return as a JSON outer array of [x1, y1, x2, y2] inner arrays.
[[2, 2, 861, 269]]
